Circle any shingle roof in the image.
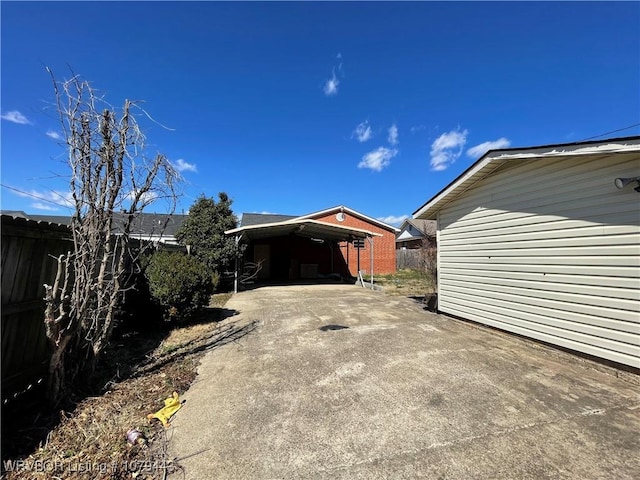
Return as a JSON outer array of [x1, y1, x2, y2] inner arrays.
[[406, 219, 436, 236], [1, 210, 29, 219], [1, 211, 72, 226], [1, 213, 72, 232], [28, 214, 73, 225], [1, 211, 187, 237], [240, 213, 297, 227], [111, 213, 188, 237]]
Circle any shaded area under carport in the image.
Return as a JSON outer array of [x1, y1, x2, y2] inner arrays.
[[226, 219, 381, 291]]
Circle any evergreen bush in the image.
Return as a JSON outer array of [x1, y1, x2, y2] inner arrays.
[[144, 251, 214, 321]]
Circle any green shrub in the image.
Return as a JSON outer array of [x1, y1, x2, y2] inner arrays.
[[116, 261, 164, 332], [144, 251, 213, 321], [210, 270, 221, 293]]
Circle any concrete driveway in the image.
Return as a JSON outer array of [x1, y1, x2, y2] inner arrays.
[[169, 284, 639, 479]]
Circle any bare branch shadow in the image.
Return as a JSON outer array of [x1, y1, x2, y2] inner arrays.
[[132, 318, 258, 378], [0, 305, 252, 465]]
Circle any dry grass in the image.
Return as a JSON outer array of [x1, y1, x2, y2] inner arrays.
[[373, 268, 433, 297], [2, 293, 238, 480], [159, 293, 233, 351]]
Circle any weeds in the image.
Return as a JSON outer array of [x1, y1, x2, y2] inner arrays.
[[373, 269, 434, 297], [1, 293, 242, 480]]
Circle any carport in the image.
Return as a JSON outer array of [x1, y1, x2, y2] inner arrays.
[[225, 219, 381, 292]]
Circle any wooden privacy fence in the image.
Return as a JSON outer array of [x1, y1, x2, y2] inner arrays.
[[1, 215, 73, 399], [396, 248, 423, 270]]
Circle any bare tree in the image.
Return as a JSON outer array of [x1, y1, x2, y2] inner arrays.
[[418, 227, 438, 311], [43, 70, 181, 404]]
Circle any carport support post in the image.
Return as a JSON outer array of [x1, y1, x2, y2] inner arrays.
[[368, 236, 374, 290], [234, 235, 240, 294]]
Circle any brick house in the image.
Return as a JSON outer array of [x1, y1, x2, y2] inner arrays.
[[226, 206, 398, 286]]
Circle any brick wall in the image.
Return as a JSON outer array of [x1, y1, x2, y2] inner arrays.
[[311, 211, 397, 275], [250, 235, 350, 280]]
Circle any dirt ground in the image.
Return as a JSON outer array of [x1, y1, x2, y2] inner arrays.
[[1, 293, 238, 480]]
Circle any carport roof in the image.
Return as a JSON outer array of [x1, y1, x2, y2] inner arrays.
[[225, 218, 382, 242]]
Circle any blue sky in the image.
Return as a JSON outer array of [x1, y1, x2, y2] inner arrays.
[[2, 1, 639, 225]]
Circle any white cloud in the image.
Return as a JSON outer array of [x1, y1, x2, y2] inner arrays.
[[1, 110, 32, 125], [32, 202, 60, 211], [430, 128, 468, 171], [410, 125, 426, 134], [173, 158, 197, 173], [11, 187, 73, 209], [323, 53, 344, 96], [358, 146, 398, 172], [46, 130, 62, 140], [140, 191, 158, 206], [126, 190, 158, 207], [352, 121, 373, 142], [323, 70, 339, 96], [378, 214, 408, 226], [466, 137, 511, 158], [388, 124, 398, 145]]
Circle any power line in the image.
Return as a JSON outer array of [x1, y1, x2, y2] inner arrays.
[[580, 123, 640, 142], [0, 184, 71, 209]]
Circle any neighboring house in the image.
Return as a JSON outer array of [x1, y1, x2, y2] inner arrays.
[[1, 211, 187, 246], [413, 136, 640, 369], [226, 205, 399, 284], [112, 212, 187, 246], [396, 218, 436, 249], [1, 211, 72, 226]]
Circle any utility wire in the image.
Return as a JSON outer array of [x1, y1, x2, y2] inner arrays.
[[580, 123, 640, 142], [0, 183, 71, 209]]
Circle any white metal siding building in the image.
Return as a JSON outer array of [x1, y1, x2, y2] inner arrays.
[[414, 137, 640, 368]]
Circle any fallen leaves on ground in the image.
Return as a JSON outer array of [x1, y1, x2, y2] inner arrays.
[[2, 293, 236, 480]]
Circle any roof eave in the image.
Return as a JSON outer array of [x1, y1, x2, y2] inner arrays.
[[413, 137, 640, 220], [298, 205, 400, 233], [225, 218, 382, 241], [413, 156, 503, 220]]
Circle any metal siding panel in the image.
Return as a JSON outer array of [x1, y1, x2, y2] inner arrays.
[[441, 269, 639, 295], [444, 232, 639, 249], [439, 293, 639, 356], [439, 302, 640, 368], [440, 255, 638, 267], [438, 154, 640, 368], [441, 273, 640, 305], [442, 155, 639, 218], [440, 262, 639, 279], [440, 283, 639, 337], [442, 205, 639, 233]]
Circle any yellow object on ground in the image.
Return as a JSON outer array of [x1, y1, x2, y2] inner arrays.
[[147, 391, 183, 428]]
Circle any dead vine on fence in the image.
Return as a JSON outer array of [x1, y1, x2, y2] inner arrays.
[[43, 69, 182, 405]]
